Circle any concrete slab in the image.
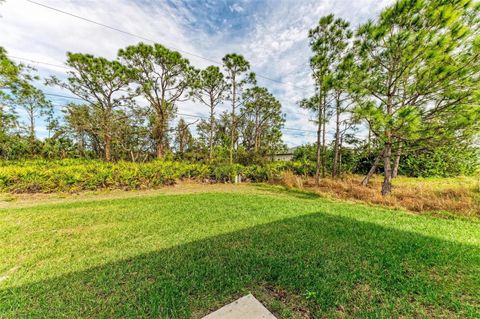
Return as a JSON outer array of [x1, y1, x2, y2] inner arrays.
[[202, 294, 277, 319]]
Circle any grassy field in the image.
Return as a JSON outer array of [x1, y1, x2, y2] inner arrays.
[[1, 184, 479, 318]]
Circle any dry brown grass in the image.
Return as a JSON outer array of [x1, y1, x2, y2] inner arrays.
[[281, 174, 480, 217], [279, 171, 304, 189]]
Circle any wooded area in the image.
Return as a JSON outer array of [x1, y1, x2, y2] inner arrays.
[[1, 0, 479, 195]]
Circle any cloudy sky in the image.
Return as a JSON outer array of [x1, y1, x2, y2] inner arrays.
[[0, 0, 393, 146]]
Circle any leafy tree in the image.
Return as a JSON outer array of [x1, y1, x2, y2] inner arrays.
[[48, 53, 132, 161], [307, 14, 352, 183], [0, 47, 21, 92], [353, 0, 480, 195], [1, 48, 26, 138], [331, 55, 355, 178], [0, 47, 20, 150], [118, 43, 193, 159], [222, 53, 254, 164], [240, 86, 285, 163], [112, 107, 152, 162], [15, 84, 52, 144], [191, 65, 227, 161], [174, 117, 195, 159], [1, 47, 51, 158], [63, 103, 101, 158]]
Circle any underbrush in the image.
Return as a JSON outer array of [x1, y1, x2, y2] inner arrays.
[[0, 159, 308, 193], [2, 159, 477, 217], [289, 174, 480, 217]]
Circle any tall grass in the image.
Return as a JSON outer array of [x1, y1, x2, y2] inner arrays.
[[295, 174, 480, 217]]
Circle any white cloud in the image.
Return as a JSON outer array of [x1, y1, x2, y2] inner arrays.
[[0, 0, 394, 146], [230, 3, 244, 13]]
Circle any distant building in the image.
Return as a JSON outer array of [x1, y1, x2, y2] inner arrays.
[[272, 146, 299, 161]]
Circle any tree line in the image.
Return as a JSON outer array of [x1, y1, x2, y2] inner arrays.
[[1, 45, 286, 165], [1, 0, 479, 196]]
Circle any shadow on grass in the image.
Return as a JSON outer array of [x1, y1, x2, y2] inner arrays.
[[253, 183, 322, 200], [1, 213, 479, 318]]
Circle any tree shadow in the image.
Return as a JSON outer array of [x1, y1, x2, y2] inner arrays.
[[253, 184, 322, 200], [1, 213, 479, 318]]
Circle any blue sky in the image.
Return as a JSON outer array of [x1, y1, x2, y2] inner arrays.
[[0, 0, 393, 146]]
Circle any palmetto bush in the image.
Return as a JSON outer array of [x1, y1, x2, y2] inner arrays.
[[0, 160, 209, 193], [0, 159, 304, 193]]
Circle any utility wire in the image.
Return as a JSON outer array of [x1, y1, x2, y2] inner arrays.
[[25, 0, 313, 92], [7, 54, 314, 119], [8, 55, 71, 70], [41, 92, 320, 134]]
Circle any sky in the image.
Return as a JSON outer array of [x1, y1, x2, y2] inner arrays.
[[0, 0, 393, 146]]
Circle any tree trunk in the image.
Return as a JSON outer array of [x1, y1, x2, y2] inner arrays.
[[381, 141, 392, 195], [361, 148, 384, 186], [391, 143, 402, 178], [321, 93, 327, 178], [229, 78, 236, 165], [104, 134, 112, 161], [254, 108, 259, 154], [154, 111, 167, 159], [382, 94, 394, 195], [315, 121, 321, 186], [156, 143, 164, 159], [315, 88, 322, 186], [332, 93, 341, 178], [367, 125, 371, 150], [28, 107, 35, 143], [338, 136, 343, 177], [209, 105, 214, 161]]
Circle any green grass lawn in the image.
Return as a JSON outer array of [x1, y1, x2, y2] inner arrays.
[[1, 185, 479, 318]]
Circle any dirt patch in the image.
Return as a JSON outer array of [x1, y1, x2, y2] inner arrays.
[[253, 283, 311, 319], [0, 181, 258, 209]]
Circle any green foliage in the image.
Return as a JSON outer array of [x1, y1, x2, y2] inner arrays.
[[0, 159, 318, 193], [118, 43, 194, 159], [239, 86, 285, 163], [402, 145, 479, 177], [222, 53, 256, 164], [0, 160, 208, 193]]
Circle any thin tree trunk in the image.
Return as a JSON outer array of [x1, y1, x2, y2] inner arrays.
[[332, 93, 341, 178], [253, 107, 259, 154], [28, 107, 35, 143], [209, 104, 214, 161], [229, 79, 236, 165], [367, 125, 371, 150], [338, 136, 343, 177], [315, 88, 322, 186], [381, 141, 392, 195], [382, 94, 394, 195], [391, 143, 402, 178], [315, 122, 321, 186], [321, 93, 327, 178], [103, 106, 113, 161], [361, 148, 384, 186]]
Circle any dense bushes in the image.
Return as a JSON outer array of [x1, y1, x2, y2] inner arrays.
[[401, 146, 479, 178], [0, 159, 310, 193]]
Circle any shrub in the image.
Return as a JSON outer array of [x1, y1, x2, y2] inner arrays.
[[0, 159, 316, 193]]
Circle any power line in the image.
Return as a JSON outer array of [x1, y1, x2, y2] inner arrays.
[[7, 54, 314, 119], [41, 92, 319, 133], [1, 89, 349, 137], [8, 55, 70, 70], [25, 0, 313, 92]]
